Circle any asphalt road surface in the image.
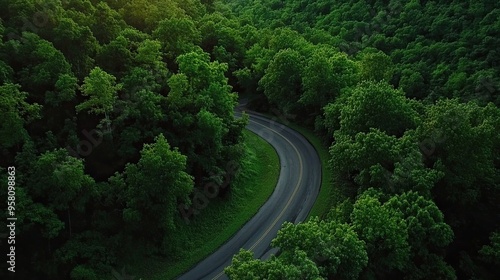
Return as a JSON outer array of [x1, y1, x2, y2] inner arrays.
[[176, 110, 321, 280]]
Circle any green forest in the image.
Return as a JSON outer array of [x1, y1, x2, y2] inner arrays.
[[0, 0, 499, 279]]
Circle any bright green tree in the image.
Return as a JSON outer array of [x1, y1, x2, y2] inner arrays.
[[153, 17, 201, 60], [226, 249, 323, 280], [166, 50, 245, 179], [26, 148, 96, 239], [300, 46, 358, 112], [76, 67, 121, 133], [335, 80, 419, 137], [386, 191, 456, 279], [259, 48, 304, 113], [351, 190, 411, 278], [357, 48, 394, 82], [273, 218, 368, 279], [124, 134, 193, 236], [329, 129, 443, 196]]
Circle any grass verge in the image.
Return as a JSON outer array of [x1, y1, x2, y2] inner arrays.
[[128, 129, 280, 279]]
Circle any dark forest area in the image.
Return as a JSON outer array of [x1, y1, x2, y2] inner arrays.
[[0, 0, 499, 279]]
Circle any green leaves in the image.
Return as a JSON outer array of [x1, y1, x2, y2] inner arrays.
[[135, 39, 163, 68], [329, 128, 442, 196], [28, 148, 95, 212], [273, 218, 368, 279], [300, 48, 358, 111], [52, 16, 98, 77], [351, 191, 410, 274], [229, 196, 445, 280], [45, 74, 78, 106], [0, 83, 41, 149], [124, 134, 193, 233], [416, 99, 498, 206], [260, 48, 304, 113], [153, 17, 201, 60], [357, 48, 394, 82], [385, 191, 456, 279], [226, 249, 324, 280], [166, 49, 243, 178], [480, 232, 500, 265], [338, 80, 418, 137], [76, 67, 120, 115], [226, 217, 368, 280]]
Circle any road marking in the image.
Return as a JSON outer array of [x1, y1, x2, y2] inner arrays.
[[211, 117, 304, 280]]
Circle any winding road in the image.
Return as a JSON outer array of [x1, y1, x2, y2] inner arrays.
[[176, 109, 321, 280]]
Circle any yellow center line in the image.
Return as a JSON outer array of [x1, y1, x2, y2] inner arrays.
[[211, 117, 304, 280]]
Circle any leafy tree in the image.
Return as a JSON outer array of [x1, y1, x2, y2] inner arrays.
[[357, 48, 394, 82], [259, 48, 304, 113], [45, 74, 78, 106], [120, 0, 191, 31], [90, 1, 126, 44], [0, 164, 65, 241], [386, 191, 456, 279], [198, 12, 243, 54], [166, 50, 244, 178], [416, 100, 498, 208], [132, 38, 169, 86], [51, 17, 98, 77], [168, 50, 238, 120], [0, 59, 14, 84], [76, 67, 121, 132], [226, 249, 323, 280], [351, 190, 410, 278], [416, 100, 500, 277], [268, 28, 311, 54], [124, 134, 193, 237], [330, 129, 443, 196], [273, 218, 368, 279], [2, 32, 72, 97], [480, 231, 500, 266], [96, 34, 134, 76], [27, 148, 95, 215], [300, 46, 359, 113], [334, 81, 419, 137], [399, 68, 426, 99], [118, 67, 165, 121], [234, 41, 274, 95], [153, 17, 201, 60], [56, 231, 116, 279], [11, 148, 96, 277], [0, 83, 41, 150], [135, 39, 163, 69]]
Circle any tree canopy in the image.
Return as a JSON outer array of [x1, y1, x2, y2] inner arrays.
[[1, 0, 498, 279]]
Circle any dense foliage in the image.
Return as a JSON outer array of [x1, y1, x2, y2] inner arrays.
[[222, 0, 500, 279], [0, 0, 247, 278], [1, 0, 499, 279]]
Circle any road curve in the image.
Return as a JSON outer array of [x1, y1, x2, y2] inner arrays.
[[176, 110, 321, 280]]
